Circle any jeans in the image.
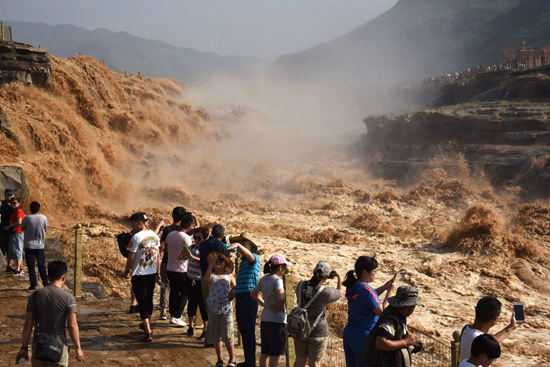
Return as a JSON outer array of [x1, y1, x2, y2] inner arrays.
[[24, 248, 48, 288], [236, 294, 259, 366], [132, 273, 156, 320], [167, 271, 188, 319]]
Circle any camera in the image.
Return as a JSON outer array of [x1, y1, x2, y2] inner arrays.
[[328, 271, 336, 279], [411, 341, 423, 354]]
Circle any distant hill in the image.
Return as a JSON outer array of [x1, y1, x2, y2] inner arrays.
[[460, 0, 550, 66], [4, 21, 267, 84], [273, 0, 520, 86]]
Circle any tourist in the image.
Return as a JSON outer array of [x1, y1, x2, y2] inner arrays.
[[0, 188, 15, 271], [180, 227, 209, 338], [459, 334, 501, 367], [15, 261, 84, 365], [159, 207, 200, 320], [123, 212, 161, 342], [292, 262, 344, 367], [205, 251, 236, 367], [361, 286, 422, 366], [459, 296, 523, 363], [342, 254, 396, 367], [229, 232, 261, 367], [5, 197, 25, 276], [165, 215, 194, 327], [21, 201, 49, 290], [199, 224, 230, 347], [251, 254, 291, 367]]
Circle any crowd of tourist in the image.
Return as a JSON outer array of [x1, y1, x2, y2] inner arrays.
[[0, 191, 526, 367]]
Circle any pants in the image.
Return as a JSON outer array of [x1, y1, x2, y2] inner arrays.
[[236, 294, 258, 366], [0, 232, 9, 257], [167, 271, 188, 319], [185, 276, 208, 320], [343, 328, 369, 367], [8, 232, 23, 260], [159, 262, 170, 309], [25, 248, 48, 288], [201, 275, 212, 344], [131, 273, 156, 320]]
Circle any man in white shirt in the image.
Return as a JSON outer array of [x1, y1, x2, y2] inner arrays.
[[123, 212, 161, 342], [459, 296, 523, 363], [458, 334, 500, 367]]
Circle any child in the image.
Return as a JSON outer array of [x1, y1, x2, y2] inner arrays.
[[205, 251, 236, 367], [251, 254, 291, 367], [458, 334, 501, 367]]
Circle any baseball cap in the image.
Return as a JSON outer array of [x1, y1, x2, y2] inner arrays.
[[314, 262, 331, 278], [270, 254, 292, 266]]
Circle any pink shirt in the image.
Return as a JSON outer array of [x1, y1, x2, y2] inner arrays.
[[165, 230, 191, 273]]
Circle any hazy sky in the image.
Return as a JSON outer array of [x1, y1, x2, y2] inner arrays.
[[0, 0, 397, 60]]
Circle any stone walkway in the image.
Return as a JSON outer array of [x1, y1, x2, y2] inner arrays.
[[0, 268, 251, 367]]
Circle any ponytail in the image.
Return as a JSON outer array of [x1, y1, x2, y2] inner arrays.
[[263, 260, 271, 274], [342, 270, 356, 288]]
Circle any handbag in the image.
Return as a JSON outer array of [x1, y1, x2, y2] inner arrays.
[[32, 293, 67, 362]]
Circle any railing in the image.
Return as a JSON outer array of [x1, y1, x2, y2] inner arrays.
[[282, 269, 462, 367], [409, 326, 452, 367]]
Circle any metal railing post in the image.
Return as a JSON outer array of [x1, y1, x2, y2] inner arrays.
[[284, 267, 295, 367], [74, 224, 83, 297], [451, 329, 461, 367]]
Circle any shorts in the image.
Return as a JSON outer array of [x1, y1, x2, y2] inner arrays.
[[31, 344, 69, 367], [8, 233, 24, 260], [207, 307, 234, 343], [260, 321, 287, 357], [294, 336, 329, 362]]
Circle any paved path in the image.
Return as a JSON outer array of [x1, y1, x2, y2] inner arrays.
[[0, 268, 252, 367]]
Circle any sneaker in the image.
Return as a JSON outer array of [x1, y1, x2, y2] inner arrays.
[[159, 312, 167, 320], [129, 305, 139, 314], [198, 331, 206, 340], [186, 327, 194, 336], [143, 332, 153, 342], [13, 270, 23, 276], [170, 317, 187, 327]]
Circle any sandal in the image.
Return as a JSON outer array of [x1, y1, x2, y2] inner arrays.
[[215, 361, 224, 367], [226, 361, 237, 367]]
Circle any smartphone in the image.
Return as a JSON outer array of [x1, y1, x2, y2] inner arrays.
[[513, 302, 524, 322], [182, 244, 188, 251]]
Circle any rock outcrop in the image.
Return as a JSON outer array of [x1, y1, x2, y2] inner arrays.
[[361, 103, 550, 197], [0, 41, 53, 86]]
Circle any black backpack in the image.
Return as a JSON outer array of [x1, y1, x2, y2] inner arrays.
[[116, 232, 133, 258]]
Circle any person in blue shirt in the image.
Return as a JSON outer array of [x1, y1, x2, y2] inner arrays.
[[228, 232, 261, 367], [342, 254, 396, 367]]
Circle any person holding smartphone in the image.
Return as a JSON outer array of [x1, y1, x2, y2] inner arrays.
[[459, 296, 525, 363]]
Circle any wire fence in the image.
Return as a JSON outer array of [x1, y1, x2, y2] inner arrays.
[[320, 327, 452, 367], [409, 326, 452, 367]]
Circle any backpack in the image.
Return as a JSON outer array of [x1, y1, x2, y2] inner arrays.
[[116, 232, 133, 258], [287, 281, 325, 341]]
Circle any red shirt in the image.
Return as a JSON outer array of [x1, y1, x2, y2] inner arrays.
[[10, 208, 24, 234]]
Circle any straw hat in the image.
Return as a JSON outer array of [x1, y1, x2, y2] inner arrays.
[[230, 232, 258, 253], [207, 251, 234, 273]]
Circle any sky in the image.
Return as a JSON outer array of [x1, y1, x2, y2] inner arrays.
[[0, 0, 398, 60]]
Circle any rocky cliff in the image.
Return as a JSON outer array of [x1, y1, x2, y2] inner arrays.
[[361, 103, 550, 197], [0, 41, 52, 85]]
